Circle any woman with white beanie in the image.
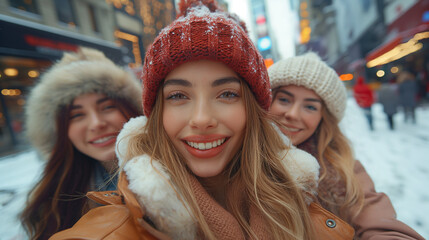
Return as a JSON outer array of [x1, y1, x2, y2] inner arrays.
[[268, 52, 423, 239], [20, 47, 142, 240]]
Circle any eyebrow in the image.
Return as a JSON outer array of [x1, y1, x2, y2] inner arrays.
[[163, 77, 240, 88], [277, 89, 322, 103], [163, 79, 192, 88], [70, 97, 110, 109], [211, 77, 241, 87]]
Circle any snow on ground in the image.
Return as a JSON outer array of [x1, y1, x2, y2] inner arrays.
[[0, 151, 43, 240], [0, 97, 428, 239], [342, 98, 429, 238]]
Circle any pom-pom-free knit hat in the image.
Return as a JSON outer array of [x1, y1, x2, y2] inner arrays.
[[268, 52, 347, 121], [142, 0, 271, 116], [26, 47, 142, 159]]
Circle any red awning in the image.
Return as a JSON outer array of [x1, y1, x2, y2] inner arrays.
[[365, 24, 429, 62]]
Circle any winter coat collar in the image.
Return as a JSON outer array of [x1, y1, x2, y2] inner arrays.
[[115, 116, 320, 239]]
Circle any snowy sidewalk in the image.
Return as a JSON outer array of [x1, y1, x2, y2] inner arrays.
[[0, 98, 428, 239], [342, 98, 429, 238], [0, 150, 43, 240]]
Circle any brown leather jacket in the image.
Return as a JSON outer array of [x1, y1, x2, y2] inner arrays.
[[50, 173, 354, 240]]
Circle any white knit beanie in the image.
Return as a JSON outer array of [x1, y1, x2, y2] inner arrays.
[[268, 52, 347, 121]]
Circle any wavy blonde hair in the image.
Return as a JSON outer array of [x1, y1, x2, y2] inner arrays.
[[316, 106, 364, 221], [124, 80, 315, 239]]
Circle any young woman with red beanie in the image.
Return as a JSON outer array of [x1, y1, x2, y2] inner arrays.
[[268, 52, 423, 239], [49, 1, 356, 239]]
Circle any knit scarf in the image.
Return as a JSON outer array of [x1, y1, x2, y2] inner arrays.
[[189, 175, 270, 239]]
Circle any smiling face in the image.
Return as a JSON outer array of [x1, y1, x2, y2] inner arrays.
[[162, 60, 246, 178], [68, 93, 128, 167], [269, 85, 323, 146]]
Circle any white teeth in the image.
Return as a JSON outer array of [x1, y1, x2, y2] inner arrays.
[[198, 143, 205, 150], [92, 136, 115, 144], [186, 138, 226, 150], [283, 126, 300, 132]]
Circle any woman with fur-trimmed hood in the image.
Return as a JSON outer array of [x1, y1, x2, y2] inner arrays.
[[20, 47, 142, 240]]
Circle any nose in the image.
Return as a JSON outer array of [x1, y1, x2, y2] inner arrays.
[[284, 103, 301, 121], [89, 112, 107, 131], [189, 100, 217, 130]]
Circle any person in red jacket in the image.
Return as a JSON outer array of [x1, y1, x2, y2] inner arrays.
[[353, 76, 375, 130]]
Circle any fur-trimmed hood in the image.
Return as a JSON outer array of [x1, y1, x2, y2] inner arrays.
[[115, 116, 320, 239], [25, 47, 142, 159]]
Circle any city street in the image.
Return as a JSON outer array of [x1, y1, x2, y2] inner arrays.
[[1, 97, 429, 239]]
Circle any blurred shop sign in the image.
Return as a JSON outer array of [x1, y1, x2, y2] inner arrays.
[[258, 36, 272, 51], [384, 0, 418, 26], [366, 1, 429, 68], [366, 24, 428, 68], [0, 14, 123, 64], [24, 35, 78, 52], [264, 58, 274, 69], [423, 11, 429, 22]]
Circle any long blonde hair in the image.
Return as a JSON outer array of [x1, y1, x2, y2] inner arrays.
[[317, 106, 364, 221], [125, 80, 315, 239]]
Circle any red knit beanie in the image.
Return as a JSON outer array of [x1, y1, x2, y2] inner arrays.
[[142, 0, 271, 116]]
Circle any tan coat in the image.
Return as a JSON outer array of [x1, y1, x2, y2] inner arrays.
[[353, 161, 423, 239], [319, 161, 424, 240]]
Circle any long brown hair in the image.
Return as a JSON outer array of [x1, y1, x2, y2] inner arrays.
[[20, 97, 140, 240], [316, 107, 364, 221], [124, 81, 315, 239]]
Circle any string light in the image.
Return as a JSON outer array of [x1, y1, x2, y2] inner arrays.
[[28, 70, 39, 78], [4, 68, 19, 77], [376, 70, 385, 77], [105, 0, 135, 15], [339, 73, 354, 81], [1, 89, 22, 96]]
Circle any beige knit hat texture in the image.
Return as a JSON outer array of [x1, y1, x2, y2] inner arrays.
[[268, 52, 347, 121]]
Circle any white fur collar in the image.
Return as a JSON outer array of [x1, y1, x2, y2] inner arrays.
[[116, 116, 319, 239]]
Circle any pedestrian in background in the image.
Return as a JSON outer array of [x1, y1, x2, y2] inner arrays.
[[50, 1, 354, 239], [378, 78, 400, 130], [398, 70, 418, 124], [353, 76, 375, 131], [20, 47, 142, 240], [268, 52, 424, 239]]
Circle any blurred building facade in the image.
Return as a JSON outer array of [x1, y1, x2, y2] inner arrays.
[[0, 0, 175, 156], [294, 0, 429, 93]]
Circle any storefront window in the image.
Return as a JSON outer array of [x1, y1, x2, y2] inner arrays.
[[0, 56, 52, 156], [88, 4, 99, 33], [9, 0, 39, 15], [54, 0, 78, 28]]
